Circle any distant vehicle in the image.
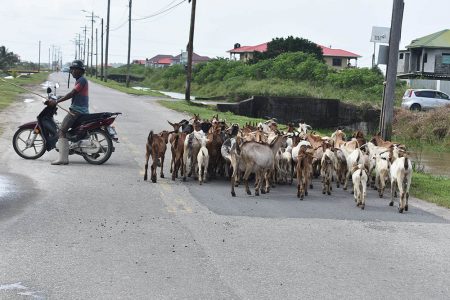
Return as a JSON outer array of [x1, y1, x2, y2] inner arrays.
[[401, 89, 450, 111], [62, 67, 70, 72]]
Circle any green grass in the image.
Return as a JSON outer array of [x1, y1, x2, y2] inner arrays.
[[410, 173, 450, 208], [0, 72, 49, 110], [88, 76, 166, 97]]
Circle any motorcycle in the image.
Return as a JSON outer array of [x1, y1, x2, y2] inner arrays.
[[12, 86, 121, 165]]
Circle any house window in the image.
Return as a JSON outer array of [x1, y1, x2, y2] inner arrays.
[[442, 53, 450, 65], [332, 58, 342, 66], [423, 53, 428, 63], [399, 53, 404, 59]]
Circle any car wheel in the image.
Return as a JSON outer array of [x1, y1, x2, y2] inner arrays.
[[410, 104, 421, 111]]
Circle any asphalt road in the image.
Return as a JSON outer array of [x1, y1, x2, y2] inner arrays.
[[0, 72, 449, 299]]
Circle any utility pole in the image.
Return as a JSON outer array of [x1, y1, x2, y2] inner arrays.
[[82, 25, 87, 62], [38, 40, 41, 72], [101, 18, 104, 80], [380, 0, 404, 141], [105, 0, 111, 82], [185, 0, 196, 102], [90, 11, 94, 74], [126, 0, 132, 88], [87, 38, 90, 70], [48, 48, 50, 71], [95, 28, 98, 78], [78, 33, 82, 61]]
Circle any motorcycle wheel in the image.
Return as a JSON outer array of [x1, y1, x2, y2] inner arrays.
[[82, 129, 113, 165], [12, 128, 46, 159]]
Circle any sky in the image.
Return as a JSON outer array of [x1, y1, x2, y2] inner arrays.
[[1, 0, 449, 68]]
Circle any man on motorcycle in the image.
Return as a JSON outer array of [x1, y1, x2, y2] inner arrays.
[[48, 59, 89, 165]]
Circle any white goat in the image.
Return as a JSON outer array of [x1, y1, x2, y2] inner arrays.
[[389, 146, 412, 213], [375, 151, 390, 198], [197, 137, 209, 185], [352, 164, 368, 209]]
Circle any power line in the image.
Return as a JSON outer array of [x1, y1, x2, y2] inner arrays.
[[133, 0, 179, 18], [110, 0, 186, 31], [132, 0, 186, 21]]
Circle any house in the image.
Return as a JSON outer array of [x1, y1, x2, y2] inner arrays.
[[397, 29, 450, 78], [132, 59, 147, 65], [227, 42, 361, 69], [146, 55, 174, 68], [144, 52, 210, 68]]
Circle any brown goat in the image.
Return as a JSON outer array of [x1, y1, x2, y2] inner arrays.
[[144, 130, 170, 183], [296, 145, 313, 200], [171, 132, 187, 181]]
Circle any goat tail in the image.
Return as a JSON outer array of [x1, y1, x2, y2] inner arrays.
[[404, 157, 409, 170], [148, 130, 154, 145]]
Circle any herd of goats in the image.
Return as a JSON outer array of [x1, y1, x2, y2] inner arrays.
[[144, 114, 413, 213]]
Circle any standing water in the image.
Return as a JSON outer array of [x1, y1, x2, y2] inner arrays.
[[411, 151, 450, 177]]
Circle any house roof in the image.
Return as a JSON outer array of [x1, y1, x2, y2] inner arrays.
[[406, 29, 450, 49], [148, 54, 173, 63], [158, 57, 173, 65], [319, 45, 361, 58], [228, 42, 360, 58], [228, 43, 268, 53]]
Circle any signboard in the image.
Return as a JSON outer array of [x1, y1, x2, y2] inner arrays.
[[371, 26, 390, 44]]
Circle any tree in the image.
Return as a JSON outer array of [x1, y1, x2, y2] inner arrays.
[[0, 46, 20, 70], [250, 36, 323, 63]]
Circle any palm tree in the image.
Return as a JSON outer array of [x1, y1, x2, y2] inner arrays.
[[0, 46, 20, 70]]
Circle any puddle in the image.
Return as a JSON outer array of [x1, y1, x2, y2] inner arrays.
[[411, 151, 450, 177], [24, 98, 35, 103]]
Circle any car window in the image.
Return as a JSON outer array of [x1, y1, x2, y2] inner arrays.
[[415, 91, 435, 98], [436, 92, 449, 100]]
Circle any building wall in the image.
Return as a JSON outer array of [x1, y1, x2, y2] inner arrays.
[[324, 57, 350, 69], [397, 51, 408, 73], [434, 52, 450, 75], [423, 49, 439, 73]]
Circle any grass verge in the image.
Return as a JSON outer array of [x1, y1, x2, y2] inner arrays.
[[410, 173, 450, 208], [88, 76, 166, 97], [0, 72, 49, 110]]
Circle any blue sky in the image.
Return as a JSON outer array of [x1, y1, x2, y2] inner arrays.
[[1, 0, 449, 67]]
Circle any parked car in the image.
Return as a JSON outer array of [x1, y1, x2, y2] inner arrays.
[[62, 67, 70, 73], [401, 89, 450, 111]]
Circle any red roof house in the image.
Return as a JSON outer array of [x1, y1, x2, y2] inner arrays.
[[228, 42, 361, 68]]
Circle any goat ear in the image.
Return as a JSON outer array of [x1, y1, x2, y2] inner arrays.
[[168, 120, 175, 127]]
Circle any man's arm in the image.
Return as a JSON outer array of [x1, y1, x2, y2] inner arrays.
[[48, 88, 78, 106], [57, 89, 78, 103]]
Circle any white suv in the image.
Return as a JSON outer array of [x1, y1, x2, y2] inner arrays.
[[401, 89, 450, 111]]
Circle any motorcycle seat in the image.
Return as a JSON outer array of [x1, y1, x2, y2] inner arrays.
[[72, 112, 114, 128]]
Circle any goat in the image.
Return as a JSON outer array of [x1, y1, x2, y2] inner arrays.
[[296, 145, 313, 200], [343, 148, 364, 191], [331, 129, 346, 148], [197, 137, 209, 185], [320, 149, 334, 195], [171, 132, 187, 181], [234, 135, 287, 196], [144, 130, 170, 183], [389, 146, 412, 213], [334, 148, 348, 188], [351, 164, 368, 209], [375, 151, 390, 198]]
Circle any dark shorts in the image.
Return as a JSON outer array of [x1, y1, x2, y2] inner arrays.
[[59, 110, 81, 137]]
